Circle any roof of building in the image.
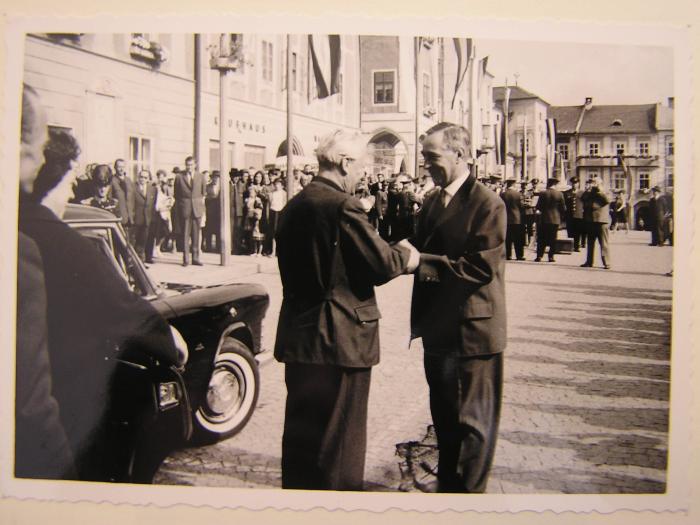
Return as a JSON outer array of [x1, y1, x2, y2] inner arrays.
[[549, 104, 658, 134], [493, 85, 549, 106]]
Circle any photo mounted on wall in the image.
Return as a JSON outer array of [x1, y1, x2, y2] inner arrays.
[[1, 14, 692, 515]]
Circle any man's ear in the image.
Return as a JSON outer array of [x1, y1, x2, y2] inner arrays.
[[340, 157, 350, 175]]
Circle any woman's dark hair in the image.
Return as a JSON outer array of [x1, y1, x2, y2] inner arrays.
[[92, 164, 113, 188], [32, 128, 81, 202]]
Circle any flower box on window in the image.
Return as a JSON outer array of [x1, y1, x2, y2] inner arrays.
[[130, 35, 169, 67]]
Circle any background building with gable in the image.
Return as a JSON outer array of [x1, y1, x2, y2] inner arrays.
[[550, 98, 674, 229]]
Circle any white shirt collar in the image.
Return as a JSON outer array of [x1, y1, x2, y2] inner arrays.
[[442, 172, 469, 205]]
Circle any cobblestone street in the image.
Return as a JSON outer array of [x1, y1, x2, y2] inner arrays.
[[153, 230, 672, 494]]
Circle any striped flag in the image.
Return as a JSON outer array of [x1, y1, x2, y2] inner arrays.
[[450, 37, 473, 109], [501, 85, 511, 168], [308, 35, 341, 99]]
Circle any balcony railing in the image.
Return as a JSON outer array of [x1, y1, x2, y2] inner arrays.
[[575, 154, 659, 168]]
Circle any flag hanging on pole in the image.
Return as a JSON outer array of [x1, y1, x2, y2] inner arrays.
[[450, 37, 472, 109], [521, 118, 527, 180], [546, 117, 557, 177], [501, 84, 511, 169], [308, 35, 341, 99], [494, 119, 502, 165], [468, 45, 480, 160]]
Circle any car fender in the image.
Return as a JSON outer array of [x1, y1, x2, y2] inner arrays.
[[215, 322, 255, 361]]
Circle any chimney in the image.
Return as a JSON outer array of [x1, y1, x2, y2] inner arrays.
[[668, 97, 674, 109]]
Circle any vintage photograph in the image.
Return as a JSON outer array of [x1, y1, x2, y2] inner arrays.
[[3, 17, 690, 514]]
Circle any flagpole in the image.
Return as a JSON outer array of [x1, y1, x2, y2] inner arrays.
[[522, 117, 528, 181], [414, 36, 420, 180], [217, 33, 232, 266], [286, 34, 294, 200], [503, 78, 510, 180]]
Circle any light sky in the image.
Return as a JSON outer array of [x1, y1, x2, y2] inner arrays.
[[478, 39, 674, 107]]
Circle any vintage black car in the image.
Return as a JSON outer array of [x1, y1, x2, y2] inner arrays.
[[63, 204, 270, 448]]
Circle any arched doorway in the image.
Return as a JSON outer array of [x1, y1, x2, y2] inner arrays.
[[276, 136, 305, 157], [634, 200, 650, 231], [367, 129, 408, 177]]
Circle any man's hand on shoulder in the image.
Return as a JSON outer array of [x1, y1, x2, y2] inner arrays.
[[397, 239, 420, 273]]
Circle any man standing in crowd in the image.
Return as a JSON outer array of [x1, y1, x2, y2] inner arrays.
[[648, 186, 668, 246], [500, 177, 525, 261], [112, 158, 135, 240], [230, 169, 247, 254], [174, 156, 207, 266], [580, 177, 611, 269], [408, 122, 506, 493], [565, 176, 586, 252], [534, 177, 566, 263], [274, 129, 419, 491], [132, 169, 156, 262]]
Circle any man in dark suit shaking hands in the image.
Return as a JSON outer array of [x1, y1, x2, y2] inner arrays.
[[409, 122, 506, 493], [274, 129, 419, 490], [174, 156, 207, 266]]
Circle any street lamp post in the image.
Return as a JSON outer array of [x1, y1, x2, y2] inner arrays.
[[210, 34, 241, 266]]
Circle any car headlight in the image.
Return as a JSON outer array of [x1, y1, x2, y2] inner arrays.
[[170, 325, 189, 368]]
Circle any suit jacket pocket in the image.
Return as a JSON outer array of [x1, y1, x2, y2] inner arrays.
[[354, 304, 381, 323], [463, 301, 493, 319]]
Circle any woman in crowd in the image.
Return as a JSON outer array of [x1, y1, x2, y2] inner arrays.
[[244, 184, 264, 256]]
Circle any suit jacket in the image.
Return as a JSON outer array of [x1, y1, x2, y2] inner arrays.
[[18, 200, 179, 479], [536, 187, 567, 225], [581, 188, 611, 224], [133, 182, 157, 227], [500, 188, 524, 225], [274, 177, 411, 368], [174, 171, 207, 220], [15, 231, 76, 479], [648, 194, 668, 224], [374, 189, 388, 218], [111, 176, 136, 226], [409, 175, 507, 355]]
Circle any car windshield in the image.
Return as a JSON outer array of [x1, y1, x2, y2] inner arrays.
[[76, 225, 150, 297]]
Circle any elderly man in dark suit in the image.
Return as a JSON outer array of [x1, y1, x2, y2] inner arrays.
[[111, 158, 135, 237], [174, 156, 207, 266], [534, 177, 567, 262], [274, 129, 419, 491], [648, 186, 668, 246], [133, 169, 157, 262], [409, 122, 506, 493], [500, 177, 526, 261], [580, 177, 612, 269]]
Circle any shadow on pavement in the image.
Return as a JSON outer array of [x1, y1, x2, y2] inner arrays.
[[500, 430, 668, 472]]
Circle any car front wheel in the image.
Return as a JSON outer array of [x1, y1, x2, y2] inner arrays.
[[192, 339, 259, 444]]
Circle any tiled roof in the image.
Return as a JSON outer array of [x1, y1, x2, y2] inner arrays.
[[493, 85, 548, 105], [549, 104, 658, 134]]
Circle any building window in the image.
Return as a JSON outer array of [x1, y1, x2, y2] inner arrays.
[[261, 40, 273, 82], [612, 171, 626, 191], [588, 170, 599, 181], [373, 70, 395, 104], [244, 144, 266, 170], [588, 142, 600, 156], [422, 72, 432, 108], [519, 137, 530, 153], [615, 142, 625, 156], [128, 136, 152, 180], [666, 170, 674, 187], [291, 52, 297, 91], [667, 138, 674, 156], [558, 143, 569, 160], [639, 172, 650, 190], [638, 141, 650, 156]]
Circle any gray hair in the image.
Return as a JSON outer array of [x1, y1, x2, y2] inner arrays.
[[423, 122, 471, 157], [315, 129, 367, 170]]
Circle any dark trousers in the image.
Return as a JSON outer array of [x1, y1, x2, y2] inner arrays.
[[536, 223, 559, 260], [133, 224, 148, 261], [505, 224, 525, 260], [282, 363, 371, 490], [182, 215, 201, 264], [572, 218, 587, 250], [423, 351, 503, 493], [650, 221, 666, 246], [585, 223, 610, 265], [231, 215, 244, 254]]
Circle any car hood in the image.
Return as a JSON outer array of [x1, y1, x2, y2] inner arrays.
[[153, 281, 269, 318]]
